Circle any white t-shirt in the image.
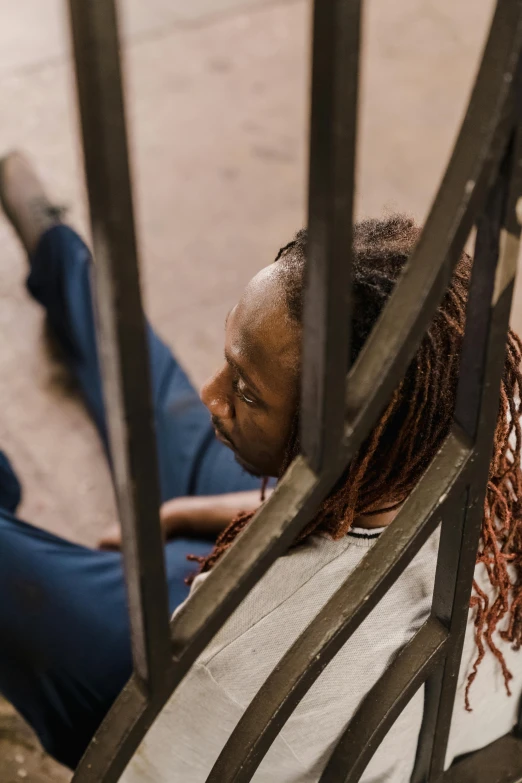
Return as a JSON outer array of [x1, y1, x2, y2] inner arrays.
[[120, 527, 522, 782]]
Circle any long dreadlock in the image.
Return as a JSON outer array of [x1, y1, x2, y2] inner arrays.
[[188, 215, 522, 708]]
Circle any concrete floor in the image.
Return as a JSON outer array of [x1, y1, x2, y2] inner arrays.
[[0, 0, 519, 780]]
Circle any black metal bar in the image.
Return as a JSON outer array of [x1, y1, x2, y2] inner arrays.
[[409, 492, 470, 783], [442, 734, 522, 783], [170, 457, 319, 655], [205, 433, 469, 783], [73, 458, 323, 782], [413, 169, 514, 781], [413, 126, 522, 783], [431, 136, 522, 780], [70, 0, 522, 781], [171, 0, 522, 665], [301, 0, 361, 472], [456, 137, 520, 443], [319, 619, 448, 783], [67, 0, 171, 688], [344, 0, 522, 451]]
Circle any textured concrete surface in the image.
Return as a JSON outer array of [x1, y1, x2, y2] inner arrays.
[[0, 700, 70, 782], [0, 0, 519, 780]]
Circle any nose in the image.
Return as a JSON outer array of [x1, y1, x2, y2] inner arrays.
[[201, 366, 234, 421]]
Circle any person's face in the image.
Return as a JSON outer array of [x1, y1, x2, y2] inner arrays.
[[201, 265, 301, 477]]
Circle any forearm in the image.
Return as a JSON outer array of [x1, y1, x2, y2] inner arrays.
[[160, 489, 272, 538]]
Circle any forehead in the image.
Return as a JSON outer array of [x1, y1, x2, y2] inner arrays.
[[226, 266, 300, 391]]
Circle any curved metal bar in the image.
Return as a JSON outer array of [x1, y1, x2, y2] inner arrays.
[[205, 432, 469, 783], [301, 0, 361, 472], [66, 0, 171, 689], [319, 618, 448, 783], [415, 125, 522, 782], [73, 457, 323, 782], [442, 734, 522, 783], [72, 1, 522, 781], [171, 457, 319, 655], [344, 0, 522, 451], [171, 0, 522, 680]]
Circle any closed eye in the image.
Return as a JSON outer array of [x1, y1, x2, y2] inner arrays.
[[232, 376, 256, 406]]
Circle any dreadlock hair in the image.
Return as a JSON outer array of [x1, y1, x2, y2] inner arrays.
[[188, 215, 522, 708]]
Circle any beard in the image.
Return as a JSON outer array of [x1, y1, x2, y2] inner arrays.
[[212, 415, 267, 478], [233, 451, 264, 478]]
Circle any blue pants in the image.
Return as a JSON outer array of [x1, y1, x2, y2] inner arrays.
[[0, 225, 262, 769]]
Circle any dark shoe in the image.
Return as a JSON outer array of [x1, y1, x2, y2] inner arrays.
[[0, 151, 66, 256]]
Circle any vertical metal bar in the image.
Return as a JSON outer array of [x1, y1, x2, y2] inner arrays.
[[320, 619, 448, 783], [412, 124, 522, 783], [67, 0, 171, 688], [204, 433, 469, 783], [66, 1, 522, 781], [301, 0, 361, 472], [410, 493, 470, 783]]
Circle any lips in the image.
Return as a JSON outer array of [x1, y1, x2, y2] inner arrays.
[[214, 427, 235, 450]]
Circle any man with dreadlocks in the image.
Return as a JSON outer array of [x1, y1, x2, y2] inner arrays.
[[0, 151, 521, 781]]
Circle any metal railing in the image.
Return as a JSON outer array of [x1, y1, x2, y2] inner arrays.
[[67, 0, 522, 781]]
